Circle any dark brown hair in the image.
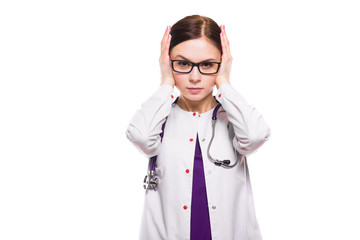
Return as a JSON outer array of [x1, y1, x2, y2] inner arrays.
[[169, 15, 222, 56]]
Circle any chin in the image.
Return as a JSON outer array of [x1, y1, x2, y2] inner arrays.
[[185, 94, 205, 101]]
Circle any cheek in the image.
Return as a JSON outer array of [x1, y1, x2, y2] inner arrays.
[[204, 76, 217, 87], [173, 75, 187, 87]]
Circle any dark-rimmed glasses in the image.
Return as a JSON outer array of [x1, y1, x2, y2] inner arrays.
[[169, 56, 222, 75]]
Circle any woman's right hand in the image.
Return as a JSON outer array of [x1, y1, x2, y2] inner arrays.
[[159, 25, 175, 88]]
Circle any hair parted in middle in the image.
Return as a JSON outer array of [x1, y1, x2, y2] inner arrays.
[[169, 15, 223, 56]]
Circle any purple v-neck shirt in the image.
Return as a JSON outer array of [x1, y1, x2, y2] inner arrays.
[[190, 134, 212, 240]]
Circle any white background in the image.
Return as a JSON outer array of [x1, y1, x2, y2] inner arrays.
[[1, 0, 360, 239]]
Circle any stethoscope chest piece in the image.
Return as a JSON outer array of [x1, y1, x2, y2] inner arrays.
[[143, 170, 158, 191]]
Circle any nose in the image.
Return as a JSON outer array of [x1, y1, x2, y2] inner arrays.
[[189, 65, 202, 82]]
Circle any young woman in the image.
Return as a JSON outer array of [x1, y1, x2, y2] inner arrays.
[[126, 15, 271, 240]]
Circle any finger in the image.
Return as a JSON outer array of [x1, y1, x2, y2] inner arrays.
[[161, 26, 170, 53], [223, 25, 230, 51], [220, 26, 228, 57], [165, 33, 172, 57], [161, 26, 169, 45], [221, 25, 231, 58], [222, 25, 230, 51], [220, 25, 227, 51]]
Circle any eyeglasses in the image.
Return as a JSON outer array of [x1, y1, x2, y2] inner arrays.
[[169, 57, 222, 75]]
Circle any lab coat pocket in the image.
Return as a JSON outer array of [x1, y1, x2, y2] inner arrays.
[[225, 146, 247, 183], [210, 136, 247, 183], [232, 152, 247, 183]]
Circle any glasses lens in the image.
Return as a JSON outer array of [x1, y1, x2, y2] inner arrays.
[[173, 60, 192, 73], [199, 62, 219, 74]]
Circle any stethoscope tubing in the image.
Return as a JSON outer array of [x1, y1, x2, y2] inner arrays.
[[207, 102, 239, 169], [144, 97, 239, 191]]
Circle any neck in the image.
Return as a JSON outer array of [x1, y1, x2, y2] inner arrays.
[[177, 92, 218, 114]]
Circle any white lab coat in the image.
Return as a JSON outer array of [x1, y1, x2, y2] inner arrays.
[[126, 82, 271, 240]]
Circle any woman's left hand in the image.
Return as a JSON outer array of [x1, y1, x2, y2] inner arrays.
[[215, 24, 232, 89]]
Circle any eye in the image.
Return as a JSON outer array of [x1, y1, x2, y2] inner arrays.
[[178, 60, 190, 66], [200, 62, 214, 68]]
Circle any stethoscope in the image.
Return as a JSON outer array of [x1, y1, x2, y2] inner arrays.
[[207, 99, 239, 169], [144, 96, 239, 191]]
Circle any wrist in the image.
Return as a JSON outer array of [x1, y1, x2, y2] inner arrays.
[[161, 81, 174, 88], [161, 78, 175, 88], [216, 79, 230, 90]]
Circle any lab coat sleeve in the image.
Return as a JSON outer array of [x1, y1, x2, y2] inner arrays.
[[215, 82, 271, 156], [126, 83, 175, 158]]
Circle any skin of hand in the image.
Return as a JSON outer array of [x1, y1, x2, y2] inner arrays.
[[159, 25, 175, 88], [215, 24, 232, 90]]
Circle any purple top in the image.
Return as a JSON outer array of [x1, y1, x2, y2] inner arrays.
[[190, 133, 212, 240], [148, 98, 221, 238]]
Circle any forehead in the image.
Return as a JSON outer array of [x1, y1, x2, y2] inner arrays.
[[170, 37, 221, 62]]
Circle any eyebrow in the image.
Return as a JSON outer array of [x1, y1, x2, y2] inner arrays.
[[174, 55, 217, 62]]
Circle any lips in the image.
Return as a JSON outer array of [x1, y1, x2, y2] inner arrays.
[[188, 88, 203, 93]]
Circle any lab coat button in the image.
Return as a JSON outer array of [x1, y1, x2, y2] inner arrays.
[[193, 112, 196, 116], [212, 205, 216, 209], [202, 138, 206, 142], [185, 169, 190, 173], [171, 95, 174, 99], [183, 205, 188, 210], [218, 94, 222, 98], [189, 138, 193, 142]]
